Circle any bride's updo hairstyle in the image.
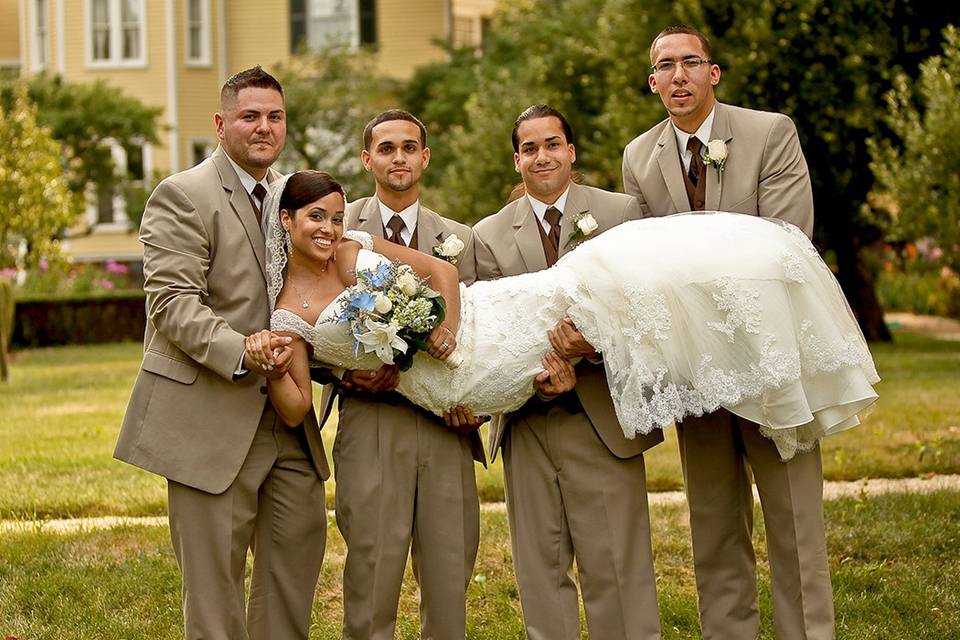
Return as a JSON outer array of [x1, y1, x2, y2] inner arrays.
[[279, 170, 345, 216]]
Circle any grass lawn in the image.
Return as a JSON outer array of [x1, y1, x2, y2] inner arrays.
[[1, 332, 958, 518], [0, 333, 960, 519], [1, 491, 958, 639]]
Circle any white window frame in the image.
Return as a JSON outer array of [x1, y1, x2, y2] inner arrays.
[[30, 0, 49, 71], [184, 0, 211, 67], [188, 137, 216, 167], [85, 0, 148, 69]]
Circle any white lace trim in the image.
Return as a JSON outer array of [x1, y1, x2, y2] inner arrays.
[[344, 229, 373, 251]]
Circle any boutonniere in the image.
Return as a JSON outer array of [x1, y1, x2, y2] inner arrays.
[[432, 233, 465, 264], [703, 139, 728, 179], [564, 212, 599, 249]]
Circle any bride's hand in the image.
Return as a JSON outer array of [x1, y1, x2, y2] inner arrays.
[[244, 330, 292, 375], [426, 325, 457, 361]]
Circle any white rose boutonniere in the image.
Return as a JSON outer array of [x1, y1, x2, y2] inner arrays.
[[564, 212, 598, 249], [704, 139, 728, 179], [432, 233, 465, 264]]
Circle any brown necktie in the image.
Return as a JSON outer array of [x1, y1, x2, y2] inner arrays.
[[251, 182, 267, 227], [687, 137, 706, 186], [544, 206, 562, 265], [386, 214, 407, 246]]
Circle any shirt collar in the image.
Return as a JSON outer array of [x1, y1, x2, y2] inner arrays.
[[526, 185, 571, 229], [377, 198, 419, 242], [672, 106, 716, 155], [223, 152, 270, 200]]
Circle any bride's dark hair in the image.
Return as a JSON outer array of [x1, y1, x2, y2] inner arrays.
[[280, 170, 345, 214]]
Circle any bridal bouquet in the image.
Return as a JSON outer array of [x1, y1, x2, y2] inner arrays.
[[335, 261, 447, 371]]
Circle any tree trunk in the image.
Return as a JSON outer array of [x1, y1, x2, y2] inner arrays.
[[834, 242, 892, 343]]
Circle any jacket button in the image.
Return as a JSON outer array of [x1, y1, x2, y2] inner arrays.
[[259, 386, 268, 395]]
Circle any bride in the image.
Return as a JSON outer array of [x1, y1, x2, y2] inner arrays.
[[250, 170, 879, 460]]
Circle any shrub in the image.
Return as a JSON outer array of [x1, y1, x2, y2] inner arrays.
[[11, 292, 146, 348]]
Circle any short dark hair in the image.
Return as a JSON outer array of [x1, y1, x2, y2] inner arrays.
[[362, 109, 428, 150], [280, 171, 345, 215], [649, 25, 713, 64], [220, 65, 284, 108], [511, 104, 575, 152]]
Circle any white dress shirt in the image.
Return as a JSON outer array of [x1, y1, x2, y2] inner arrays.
[[378, 198, 419, 246], [672, 106, 716, 173], [526, 185, 571, 236]]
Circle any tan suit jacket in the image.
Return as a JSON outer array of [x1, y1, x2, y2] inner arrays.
[[115, 147, 329, 493], [473, 182, 664, 461], [622, 101, 814, 237], [317, 195, 485, 464]]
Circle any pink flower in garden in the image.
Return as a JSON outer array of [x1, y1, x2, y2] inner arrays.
[[105, 260, 129, 274], [39, 258, 49, 272], [98, 278, 115, 290], [929, 247, 943, 261], [0, 267, 16, 279]]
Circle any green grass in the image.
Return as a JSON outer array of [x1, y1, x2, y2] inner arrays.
[[1, 331, 958, 518], [2, 491, 958, 639]]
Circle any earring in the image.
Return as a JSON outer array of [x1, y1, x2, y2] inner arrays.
[[285, 233, 293, 254]]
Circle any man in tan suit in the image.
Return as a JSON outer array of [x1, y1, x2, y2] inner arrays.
[[115, 67, 329, 640], [622, 26, 833, 639], [320, 109, 483, 640], [473, 105, 662, 640]]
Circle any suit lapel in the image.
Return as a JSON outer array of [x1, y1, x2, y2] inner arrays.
[[512, 197, 549, 273], [212, 147, 267, 283], [354, 197, 386, 239], [706, 103, 733, 211], [558, 183, 587, 258], [655, 125, 689, 213], [416, 205, 446, 256]]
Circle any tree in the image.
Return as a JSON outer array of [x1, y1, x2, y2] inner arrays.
[[869, 25, 960, 274], [276, 45, 399, 198], [0, 74, 162, 196], [699, 0, 960, 340], [0, 85, 79, 270]]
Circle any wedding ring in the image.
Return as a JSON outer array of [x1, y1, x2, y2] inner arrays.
[[441, 341, 450, 350]]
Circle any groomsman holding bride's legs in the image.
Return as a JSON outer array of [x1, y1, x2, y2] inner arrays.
[[622, 25, 835, 640]]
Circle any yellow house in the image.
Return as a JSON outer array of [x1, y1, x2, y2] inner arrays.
[[11, 0, 496, 259]]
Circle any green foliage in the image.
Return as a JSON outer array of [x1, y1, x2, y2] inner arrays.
[[869, 25, 960, 274], [0, 74, 162, 193], [0, 85, 79, 270], [276, 45, 400, 198]]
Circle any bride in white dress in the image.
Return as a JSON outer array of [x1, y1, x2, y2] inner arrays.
[[253, 171, 879, 461]]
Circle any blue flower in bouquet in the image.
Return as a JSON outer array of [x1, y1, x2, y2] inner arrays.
[[367, 263, 393, 289], [348, 291, 377, 312]]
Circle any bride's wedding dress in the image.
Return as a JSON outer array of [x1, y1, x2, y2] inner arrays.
[[271, 212, 879, 460]]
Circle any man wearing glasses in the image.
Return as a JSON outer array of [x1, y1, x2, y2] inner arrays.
[[622, 25, 834, 640]]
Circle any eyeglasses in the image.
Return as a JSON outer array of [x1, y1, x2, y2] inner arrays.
[[651, 58, 712, 75]]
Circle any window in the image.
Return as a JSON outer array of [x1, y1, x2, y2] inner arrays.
[[87, 0, 146, 66], [290, 0, 375, 51], [32, 0, 49, 70], [186, 0, 211, 65], [189, 139, 215, 167]]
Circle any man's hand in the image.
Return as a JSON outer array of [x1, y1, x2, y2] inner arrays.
[[533, 351, 577, 399], [339, 364, 400, 394], [244, 330, 294, 379], [548, 317, 598, 360], [442, 405, 489, 435]]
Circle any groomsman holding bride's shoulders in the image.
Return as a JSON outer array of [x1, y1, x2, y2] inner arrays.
[[319, 109, 485, 640], [622, 25, 835, 640]]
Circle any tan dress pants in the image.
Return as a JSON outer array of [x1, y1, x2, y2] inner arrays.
[[168, 406, 327, 640], [502, 399, 661, 640], [677, 408, 835, 640], [334, 395, 480, 640]]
